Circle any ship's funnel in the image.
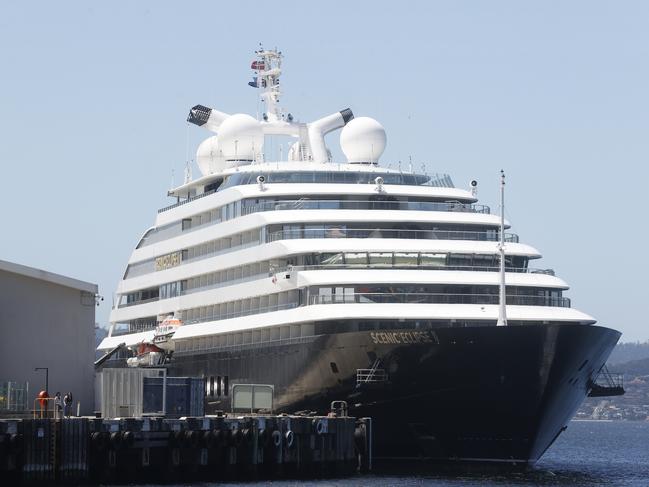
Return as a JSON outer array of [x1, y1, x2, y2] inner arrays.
[[307, 108, 354, 163], [187, 104, 230, 132]]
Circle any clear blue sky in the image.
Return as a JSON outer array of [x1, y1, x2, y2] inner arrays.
[[1, 1, 647, 341]]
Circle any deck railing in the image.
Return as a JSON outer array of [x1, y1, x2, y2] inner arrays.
[[309, 292, 570, 308], [158, 189, 216, 213], [268, 228, 519, 243], [280, 263, 554, 275], [241, 199, 491, 215]]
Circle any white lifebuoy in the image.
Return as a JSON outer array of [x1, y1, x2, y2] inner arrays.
[[285, 430, 294, 448]]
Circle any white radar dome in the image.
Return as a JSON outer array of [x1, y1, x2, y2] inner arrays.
[[217, 113, 264, 164], [196, 136, 225, 175], [340, 117, 387, 164]]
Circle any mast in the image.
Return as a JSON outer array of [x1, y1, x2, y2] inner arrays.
[[251, 47, 284, 122], [497, 170, 508, 327]]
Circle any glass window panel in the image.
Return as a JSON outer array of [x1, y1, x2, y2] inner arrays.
[[344, 252, 368, 265], [303, 225, 323, 239], [420, 253, 447, 266], [369, 252, 393, 265], [325, 225, 346, 237], [301, 323, 315, 337], [270, 327, 279, 341], [321, 253, 344, 265], [448, 254, 473, 266], [262, 328, 271, 342], [394, 252, 418, 265]]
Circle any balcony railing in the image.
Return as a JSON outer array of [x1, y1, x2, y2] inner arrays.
[[280, 263, 554, 275], [268, 228, 519, 243], [241, 199, 491, 215], [183, 301, 299, 326], [158, 189, 216, 213], [118, 296, 160, 309], [308, 292, 570, 308]]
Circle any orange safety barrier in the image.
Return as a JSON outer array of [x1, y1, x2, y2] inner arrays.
[[33, 397, 57, 419]]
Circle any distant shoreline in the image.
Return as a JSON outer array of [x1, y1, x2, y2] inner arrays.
[[572, 418, 615, 422]]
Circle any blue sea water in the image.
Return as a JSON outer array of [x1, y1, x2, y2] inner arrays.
[[121, 420, 649, 487]]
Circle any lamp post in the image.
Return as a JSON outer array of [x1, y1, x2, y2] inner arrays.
[[34, 367, 49, 395]]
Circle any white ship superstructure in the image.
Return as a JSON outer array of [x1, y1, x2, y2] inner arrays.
[[103, 159, 591, 350], [97, 47, 621, 465], [100, 48, 591, 355]]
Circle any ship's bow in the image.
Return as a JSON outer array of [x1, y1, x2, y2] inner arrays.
[[349, 323, 621, 465]]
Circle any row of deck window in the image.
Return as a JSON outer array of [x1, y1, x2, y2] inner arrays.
[[172, 317, 576, 355], [124, 219, 517, 280], [144, 188, 485, 249], [175, 322, 316, 353], [173, 284, 567, 329], [124, 228, 261, 279], [120, 252, 535, 308]]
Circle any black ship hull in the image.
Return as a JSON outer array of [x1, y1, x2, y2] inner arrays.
[[166, 323, 620, 465]]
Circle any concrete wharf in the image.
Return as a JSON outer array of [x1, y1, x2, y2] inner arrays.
[[0, 414, 371, 484]]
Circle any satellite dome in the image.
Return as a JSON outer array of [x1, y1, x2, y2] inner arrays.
[[196, 136, 225, 176], [217, 113, 264, 164], [340, 117, 387, 164]]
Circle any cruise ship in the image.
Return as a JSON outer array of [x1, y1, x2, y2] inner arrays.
[[98, 47, 622, 465]]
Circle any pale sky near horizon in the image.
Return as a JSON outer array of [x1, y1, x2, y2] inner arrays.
[[1, 1, 647, 341]]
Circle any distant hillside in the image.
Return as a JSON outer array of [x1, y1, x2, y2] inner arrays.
[[607, 341, 649, 365], [95, 325, 108, 359], [610, 357, 649, 377]]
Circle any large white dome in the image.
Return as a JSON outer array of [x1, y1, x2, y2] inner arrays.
[[217, 113, 264, 163], [340, 117, 387, 164], [196, 136, 225, 175]]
